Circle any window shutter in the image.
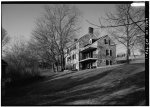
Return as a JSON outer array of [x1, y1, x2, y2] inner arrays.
[[110, 60, 112, 65], [106, 50, 109, 56], [106, 60, 109, 65], [104, 39, 107, 44], [110, 50, 112, 56], [109, 40, 111, 45]]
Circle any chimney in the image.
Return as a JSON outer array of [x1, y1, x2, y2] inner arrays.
[[88, 27, 94, 34]]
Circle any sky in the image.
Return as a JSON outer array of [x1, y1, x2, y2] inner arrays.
[[2, 3, 131, 54]]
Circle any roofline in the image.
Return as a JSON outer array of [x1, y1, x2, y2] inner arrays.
[[67, 34, 117, 49], [96, 35, 117, 46], [67, 33, 98, 48]]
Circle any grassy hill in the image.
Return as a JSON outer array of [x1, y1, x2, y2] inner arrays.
[[2, 62, 146, 106]]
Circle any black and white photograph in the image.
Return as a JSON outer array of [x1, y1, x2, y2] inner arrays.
[[1, 1, 148, 106]]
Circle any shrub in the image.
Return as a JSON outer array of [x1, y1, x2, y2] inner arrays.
[[4, 42, 43, 87], [5, 63, 42, 87]]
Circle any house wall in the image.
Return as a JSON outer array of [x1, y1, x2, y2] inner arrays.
[[65, 42, 80, 70], [97, 36, 116, 67], [93, 42, 98, 59]]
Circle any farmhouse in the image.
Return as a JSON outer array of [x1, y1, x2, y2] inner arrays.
[[65, 27, 116, 70]]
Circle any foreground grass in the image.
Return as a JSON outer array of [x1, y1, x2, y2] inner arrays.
[[2, 63, 145, 106]]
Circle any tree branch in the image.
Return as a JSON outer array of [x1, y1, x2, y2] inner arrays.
[[86, 19, 145, 29]]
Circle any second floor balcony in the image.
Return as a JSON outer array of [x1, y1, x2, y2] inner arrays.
[[79, 57, 97, 63], [79, 50, 98, 62]]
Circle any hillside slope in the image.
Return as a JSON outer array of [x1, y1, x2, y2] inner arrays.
[[2, 63, 146, 106]]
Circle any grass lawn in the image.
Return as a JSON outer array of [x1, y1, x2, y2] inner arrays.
[[2, 62, 146, 106]]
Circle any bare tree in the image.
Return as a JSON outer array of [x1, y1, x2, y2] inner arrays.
[[4, 40, 41, 82], [28, 39, 59, 72], [32, 4, 81, 71], [2, 27, 10, 55], [87, 4, 145, 63]]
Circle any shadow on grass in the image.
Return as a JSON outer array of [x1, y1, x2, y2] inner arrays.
[[103, 89, 145, 105], [43, 70, 145, 105], [42, 64, 144, 94], [45, 69, 112, 93], [4, 72, 61, 97]]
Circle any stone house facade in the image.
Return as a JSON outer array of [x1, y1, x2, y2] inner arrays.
[[65, 27, 116, 70]]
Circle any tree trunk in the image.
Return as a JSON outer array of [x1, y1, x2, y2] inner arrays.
[[52, 63, 55, 72], [63, 56, 65, 70], [126, 31, 130, 64], [55, 62, 59, 72], [60, 49, 65, 72], [126, 47, 130, 64], [61, 54, 65, 71], [126, 9, 130, 64]]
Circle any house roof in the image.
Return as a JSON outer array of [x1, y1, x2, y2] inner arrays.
[[67, 33, 98, 48], [96, 35, 117, 45], [67, 34, 116, 49], [78, 33, 98, 41]]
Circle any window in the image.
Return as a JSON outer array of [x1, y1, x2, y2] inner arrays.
[[106, 60, 109, 65], [106, 60, 112, 65], [110, 60, 112, 65], [106, 50, 112, 56], [110, 50, 112, 56], [106, 50, 109, 56], [104, 39, 108, 44]]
